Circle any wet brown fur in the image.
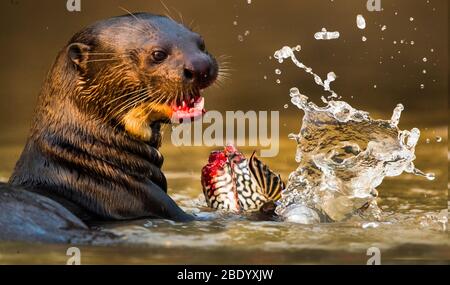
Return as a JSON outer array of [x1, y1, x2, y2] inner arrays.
[[9, 13, 218, 222]]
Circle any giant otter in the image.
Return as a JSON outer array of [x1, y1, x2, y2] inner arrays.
[[3, 12, 218, 238]]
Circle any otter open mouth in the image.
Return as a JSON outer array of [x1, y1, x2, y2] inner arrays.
[[171, 94, 205, 121]]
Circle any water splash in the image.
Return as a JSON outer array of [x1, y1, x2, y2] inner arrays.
[[273, 45, 435, 224], [274, 46, 338, 99], [314, 28, 340, 40]]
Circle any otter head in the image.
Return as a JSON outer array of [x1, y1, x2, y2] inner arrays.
[[67, 13, 218, 141]]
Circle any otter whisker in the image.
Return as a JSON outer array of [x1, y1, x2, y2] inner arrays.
[[118, 6, 158, 32], [213, 72, 229, 89], [111, 94, 151, 129], [213, 79, 224, 89], [218, 69, 232, 74], [218, 73, 231, 79], [217, 54, 232, 60], [85, 58, 124, 63], [106, 88, 149, 106], [132, 94, 170, 121], [82, 52, 120, 56], [218, 70, 232, 75], [171, 5, 185, 25], [117, 24, 150, 35], [122, 23, 149, 32], [218, 71, 231, 79], [113, 90, 151, 112], [218, 62, 232, 67], [218, 61, 232, 66], [147, 96, 166, 111], [107, 89, 152, 119], [218, 61, 232, 67], [159, 0, 175, 22], [188, 19, 195, 31]]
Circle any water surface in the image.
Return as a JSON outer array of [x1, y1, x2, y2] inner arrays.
[[0, 115, 447, 264]]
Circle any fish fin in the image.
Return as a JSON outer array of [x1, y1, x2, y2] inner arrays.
[[248, 152, 285, 201]]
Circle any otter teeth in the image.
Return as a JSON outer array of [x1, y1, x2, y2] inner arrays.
[[171, 96, 205, 120], [193, 97, 205, 110]]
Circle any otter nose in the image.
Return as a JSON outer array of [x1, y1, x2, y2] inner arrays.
[[183, 57, 216, 89]]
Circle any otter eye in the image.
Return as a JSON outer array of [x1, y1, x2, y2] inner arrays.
[[151, 50, 168, 63]]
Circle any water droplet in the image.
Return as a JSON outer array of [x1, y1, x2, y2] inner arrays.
[[233, 21, 238, 26], [422, 69, 427, 74], [407, 128, 420, 147], [274, 46, 295, 63], [238, 35, 244, 42], [425, 173, 435, 181], [410, 41, 415, 45], [294, 45, 301, 51], [423, 57, 428, 62], [390, 104, 404, 127], [356, 14, 366, 29], [426, 138, 430, 144], [314, 28, 340, 40], [362, 36, 367, 42], [276, 79, 281, 84], [430, 48, 434, 52], [284, 104, 289, 109], [420, 84, 425, 89], [275, 69, 282, 75], [247, 0, 251, 4], [263, 75, 267, 80], [290, 87, 300, 97], [381, 25, 387, 31], [373, 85, 377, 89], [410, 17, 414, 21], [436, 136, 442, 143], [393, 40, 397, 45], [244, 30, 250, 36]]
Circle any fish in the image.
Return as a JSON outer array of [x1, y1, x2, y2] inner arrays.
[[201, 145, 285, 213]]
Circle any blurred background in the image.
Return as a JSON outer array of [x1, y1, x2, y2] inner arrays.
[[0, 0, 447, 175]]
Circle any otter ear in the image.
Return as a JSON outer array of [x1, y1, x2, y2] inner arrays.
[[67, 43, 90, 71]]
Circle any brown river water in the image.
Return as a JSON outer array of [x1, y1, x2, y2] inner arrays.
[[0, 114, 447, 264]]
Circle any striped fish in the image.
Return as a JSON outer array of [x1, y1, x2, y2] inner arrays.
[[201, 145, 284, 213]]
